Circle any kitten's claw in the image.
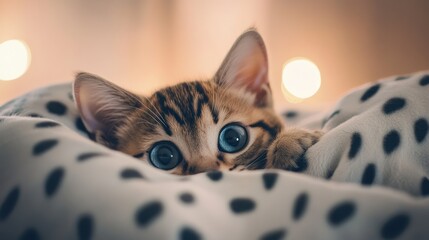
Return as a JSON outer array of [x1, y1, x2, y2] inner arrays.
[[266, 129, 324, 171]]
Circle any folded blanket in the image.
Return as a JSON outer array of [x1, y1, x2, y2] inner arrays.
[[0, 71, 428, 240], [292, 71, 429, 197]]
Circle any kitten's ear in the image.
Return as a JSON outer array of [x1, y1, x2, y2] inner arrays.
[[73, 72, 143, 148], [214, 30, 272, 108]]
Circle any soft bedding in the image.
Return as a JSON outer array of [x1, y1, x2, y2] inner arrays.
[[1, 71, 429, 240]]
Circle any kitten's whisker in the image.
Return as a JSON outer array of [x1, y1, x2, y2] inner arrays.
[[126, 102, 163, 127], [245, 149, 268, 170], [146, 97, 169, 127], [107, 102, 160, 125], [143, 104, 166, 127], [137, 118, 156, 127], [141, 112, 163, 128], [219, 87, 230, 112], [92, 97, 163, 129], [137, 94, 169, 129], [245, 156, 262, 169], [126, 93, 167, 128]]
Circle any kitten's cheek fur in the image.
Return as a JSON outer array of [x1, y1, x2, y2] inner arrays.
[[266, 129, 324, 170]]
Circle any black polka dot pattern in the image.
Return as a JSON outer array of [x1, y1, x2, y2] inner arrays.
[[414, 118, 428, 143], [395, 76, 409, 81], [260, 229, 286, 240], [75, 117, 90, 135], [46, 101, 67, 115], [207, 171, 223, 181], [284, 111, 298, 119], [33, 139, 59, 156], [361, 163, 376, 186], [230, 198, 256, 214], [382, 98, 406, 115], [328, 201, 356, 226], [360, 84, 380, 102], [35, 121, 60, 128], [381, 213, 410, 239], [325, 169, 335, 179], [419, 75, 429, 86], [348, 132, 362, 159], [383, 130, 401, 155], [179, 227, 201, 240], [262, 173, 278, 190], [77, 214, 94, 240], [0, 186, 20, 221], [323, 110, 341, 127], [179, 192, 195, 204], [121, 168, 144, 179], [5, 73, 428, 239], [77, 152, 104, 161], [135, 201, 163, 227], [329, 110, 340, 119], [27, 113, 43, 118], [19, 228, 41, 240], [292, 192, 308, 221], [45, 167, 65, 197], [421, 177, 429, 196]]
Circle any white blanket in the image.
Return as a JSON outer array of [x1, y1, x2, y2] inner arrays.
[[1, 71, 428, 240]]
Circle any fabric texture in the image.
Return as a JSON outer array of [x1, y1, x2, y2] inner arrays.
[[1, 72, 429, 240]]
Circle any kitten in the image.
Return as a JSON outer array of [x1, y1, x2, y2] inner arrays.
[[73, 30, 323, 175]]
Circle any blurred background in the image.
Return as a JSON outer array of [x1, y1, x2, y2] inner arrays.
[[1, 0, 429, 110]]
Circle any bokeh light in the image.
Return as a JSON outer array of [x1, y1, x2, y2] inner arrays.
[[282, 58, 321, 100], [0, 40, 31, 81]]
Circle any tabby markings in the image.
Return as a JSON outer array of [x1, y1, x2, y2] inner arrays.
[[155, 82, 219, 136], [249, 120, 279, 139]]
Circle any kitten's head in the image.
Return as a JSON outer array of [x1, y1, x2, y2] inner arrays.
[[73, 30, 284, 174]]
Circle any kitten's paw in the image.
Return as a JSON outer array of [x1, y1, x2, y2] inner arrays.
[[266, 129, 324, 171]]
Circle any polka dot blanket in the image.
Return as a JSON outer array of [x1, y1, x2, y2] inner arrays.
[[1, 71, 429, 240]]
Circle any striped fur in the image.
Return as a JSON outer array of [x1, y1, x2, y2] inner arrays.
[[73, 30, 323, 175], [130, 80, 284, 175]]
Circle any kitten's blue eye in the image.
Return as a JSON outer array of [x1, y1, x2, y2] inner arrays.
[[149, 141, 182, 170], [218, 123, 248, 153]]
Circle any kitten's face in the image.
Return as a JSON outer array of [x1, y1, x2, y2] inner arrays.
[[74, 30, 284, 174], [125, 81, 282, 174]]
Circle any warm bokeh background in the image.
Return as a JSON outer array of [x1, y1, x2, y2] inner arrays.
[[1, 0, 429, 109]]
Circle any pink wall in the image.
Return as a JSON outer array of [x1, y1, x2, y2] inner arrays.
[[1, 0, 429, 109]]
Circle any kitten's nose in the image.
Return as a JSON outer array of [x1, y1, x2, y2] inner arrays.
[[187, 160, 218, 174], [188, 158, 227, 174]]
